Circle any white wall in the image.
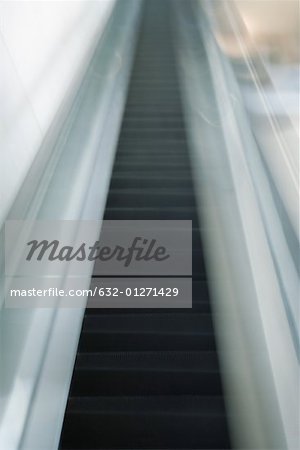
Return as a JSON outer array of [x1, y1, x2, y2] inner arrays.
[[0, 0, 115, 227]]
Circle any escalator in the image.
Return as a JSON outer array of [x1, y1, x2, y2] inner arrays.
[[60, 1, 231, 448]]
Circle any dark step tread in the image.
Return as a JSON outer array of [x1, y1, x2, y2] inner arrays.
[[104, 207, 198, 220], [61, 397, 230, 448], [119, 130, 186, 139], [107, 188, 194, 195], [75, 350, 219, 370], [65, 395, 227, 414], [112, 162, 190, 171], [82, 313, 213, 332], [106, 190, 196, 208], [78, 332, 216, 352], [70, 351, 222, 396]]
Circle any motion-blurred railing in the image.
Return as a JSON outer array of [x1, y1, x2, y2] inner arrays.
[[176, 0, 299, 448], [0, 2, 142, 449]]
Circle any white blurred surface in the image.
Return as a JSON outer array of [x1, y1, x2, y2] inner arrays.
[[0, 0, 115, 227]]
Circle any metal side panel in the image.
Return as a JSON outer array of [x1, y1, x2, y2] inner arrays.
[[175, 1, 299, 449], [0, 2, 143, 449]]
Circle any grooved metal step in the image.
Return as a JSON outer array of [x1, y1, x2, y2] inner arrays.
[[106, 189, 196, 208], [109, 173, 194, 189], [70, 351, 222, 396], [61, 396, 230, 449], [103, 206, 198, 220], [78, 331, 217, 353]]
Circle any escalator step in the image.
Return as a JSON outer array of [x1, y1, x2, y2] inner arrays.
[[112, 161, 190, 172], [61, 396, 230, 449], [85, 280, 211, 314], [121, 118, 184, 128], [123, 109, 184, 118], [106, 189, 196, 207], [110, 173, 194, 189], [81, 313, 213, 332], [78, 330, 216, 353], [104, 207, 198, 220], [119, 129, 186, 140], [70, 351, 222, 396], [85, 302, 212, 314]]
